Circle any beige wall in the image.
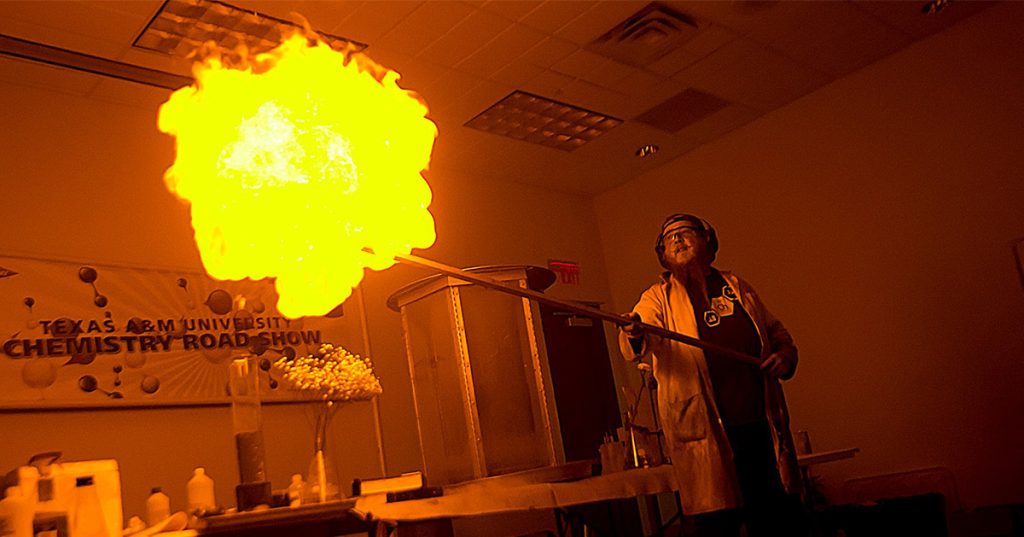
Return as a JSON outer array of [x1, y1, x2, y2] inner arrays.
[[593, 3, 1024, 510], [0, 57, 615, 522]]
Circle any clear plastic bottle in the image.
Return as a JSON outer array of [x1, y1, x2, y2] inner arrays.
[[145, 487, 170, 527], [186, 468, 216, 514], [0, 487, 33, 537]]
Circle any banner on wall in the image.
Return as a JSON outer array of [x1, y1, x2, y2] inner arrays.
[[0, 254, 367, 409]]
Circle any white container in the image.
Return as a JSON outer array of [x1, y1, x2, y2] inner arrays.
[[145, 487, 170, 527], [33, 459, 123, 537], [14, 467, 38, 507], [0, 487, 33, 537], [286, 475, 304, 508], [186, 468, 216, 513], [71, 477, 107, 537]]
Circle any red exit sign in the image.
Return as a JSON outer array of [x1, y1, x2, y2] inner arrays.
[[548, 260, 581, 285]]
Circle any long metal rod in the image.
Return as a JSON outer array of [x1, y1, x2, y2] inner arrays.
[[392, 252, 762, 367]]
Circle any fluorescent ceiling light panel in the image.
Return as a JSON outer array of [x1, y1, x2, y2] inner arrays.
[[465, 91, 622, 152], [135, 0, 366, 58]]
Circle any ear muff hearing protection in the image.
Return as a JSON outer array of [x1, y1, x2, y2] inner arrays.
[[655, 213, 719, 268]]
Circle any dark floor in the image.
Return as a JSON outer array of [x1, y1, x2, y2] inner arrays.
[[660, 499, 1023, 537]]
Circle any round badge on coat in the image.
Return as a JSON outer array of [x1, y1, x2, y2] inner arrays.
[[711, 296, 734, 317], [704, 310, 720, 327]]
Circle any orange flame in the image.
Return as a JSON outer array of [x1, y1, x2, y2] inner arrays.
[[158, 35, 437, 318]]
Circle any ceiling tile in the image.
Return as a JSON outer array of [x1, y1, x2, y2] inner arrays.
[[233, 1, 365, 37], [740, 1, 853, 44], [518, 36, 578, 69], [374, 2, 475, 57], [671, 38, 831, 111], [519, 1, 596, 35], [417, 68, 485, 118], [456, 22, 546, 79], [364, 49, 446, 93], [580, 58, 637, 88], [419, 8, 510, 67], [661, 0, 781, 37], [635, 88, 731, 133], [0, 1, 146, 58], [0, 55, 99, 97], [84, 1, 162, 20], [540, 121, 681, 194], [431, 125, 572, 191], [87, 76, 172, 112], [489, 60, 546, 87], [556, 1, 647, 45], [621, 77, 687, 119], [331, 1, 421, 44], [480, 0, 540, 22], [851, 0, 997, 39], [359, 46, 406, 70], [742, 2, 913, 77], [116, 42, 198, 74], [645, 23, 737, 77], [672, 103, 761, 147], [550, 48, 607, 81], [520, 68, 576, 100], [603, 67, 665, 98], [561, 78, 629, 119], [444, 78, 511, 125]]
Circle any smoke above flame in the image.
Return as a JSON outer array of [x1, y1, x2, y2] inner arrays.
[[158, 34, 437, 318]]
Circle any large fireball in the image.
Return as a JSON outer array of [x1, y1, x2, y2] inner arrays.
[[158, 35, 437, 318]]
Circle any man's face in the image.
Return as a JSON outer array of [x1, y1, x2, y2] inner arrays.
[[660, 222, 709, 270]]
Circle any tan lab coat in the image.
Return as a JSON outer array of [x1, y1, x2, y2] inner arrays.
[[620, 270, 801, 514]]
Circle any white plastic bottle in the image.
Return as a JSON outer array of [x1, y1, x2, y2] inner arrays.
[[15, 467, 39, 506], [186, 468, 216, 514], [71, 476, 106, 537], [0, 487, 33, 537], [286, 474, 304, 508], [145, 487, 170, 527]]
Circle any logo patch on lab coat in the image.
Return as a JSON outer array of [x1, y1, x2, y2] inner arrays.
[[711, 296, 734, 317], [704, 310, 721, 327]]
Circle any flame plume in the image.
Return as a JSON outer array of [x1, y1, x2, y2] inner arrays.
[[159, 35, 437, 318]]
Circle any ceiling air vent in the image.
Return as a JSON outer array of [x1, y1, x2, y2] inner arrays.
[[635, 88, 731, 133], [587, 2, 699, 68], [465, 91, 622, 152]]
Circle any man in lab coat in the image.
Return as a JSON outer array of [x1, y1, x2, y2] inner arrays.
[[620, 213, 805, 536]]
